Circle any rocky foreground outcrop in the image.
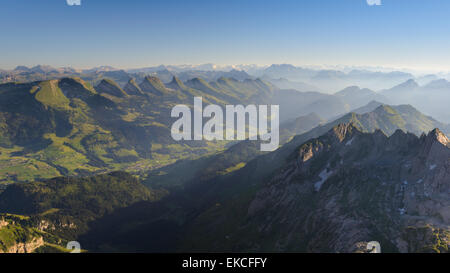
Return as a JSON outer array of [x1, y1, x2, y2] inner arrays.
[[0, 216, 45, 253], [0, 237, 44, 253]]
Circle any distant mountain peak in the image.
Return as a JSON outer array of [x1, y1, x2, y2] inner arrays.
[[374, 104, 396, 114], [218, 76, 238, 83], [58, 77, 89, 89], [427, 128, 449, 146], [366, 100, 384, 107], [84, 66, 117, 73], [394, 78, 418, 87], [425, 78, 450, 89], [188, 77, 207, 84], [139, 76, 169, 95], [96, 79, 128, 98], [167, 76, 187, 90], [336, 85, 375, 96], [383, 79, 419, 94], [335, 86, 360, 95], [14, 66, 31, 72], [329, 123, 360, 142], [418, 128, 450, 161], [373, 103, 422, 118], [100, 78, 116, 85], [350, 100, 385, 115], [269, 64, 295, 68], [124, 78, 143, 96], [31, 64, 55, 70], [404, 78, 419, 85], [53, 77, 97, 101], [185, 77, 218, 94], [343, 85, 360, 90]]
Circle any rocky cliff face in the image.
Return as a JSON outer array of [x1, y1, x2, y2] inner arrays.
[[0, 215, 46, 253], [95, 79, 128, 98], [243, 124, 450, 252], [0, 218, 8, 228], [0, 237, 44, 253], [183, 124, 449, 253]]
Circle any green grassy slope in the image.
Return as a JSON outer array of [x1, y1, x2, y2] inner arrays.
[[0, 76, 275, 183]]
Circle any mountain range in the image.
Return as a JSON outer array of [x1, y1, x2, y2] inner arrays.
[[4, 63, 450, 93], [382, 79, 450, 123], [2, 73, 415, 186], [0, 65, 449, 253]]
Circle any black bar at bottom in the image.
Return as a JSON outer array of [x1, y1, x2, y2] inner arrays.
[[0, 253, 445, 272]]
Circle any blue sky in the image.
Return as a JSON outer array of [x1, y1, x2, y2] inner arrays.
[[2, 0, 450, 71]]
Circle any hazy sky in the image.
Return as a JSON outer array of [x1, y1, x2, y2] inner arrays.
[[2, 0, 450, 71]]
